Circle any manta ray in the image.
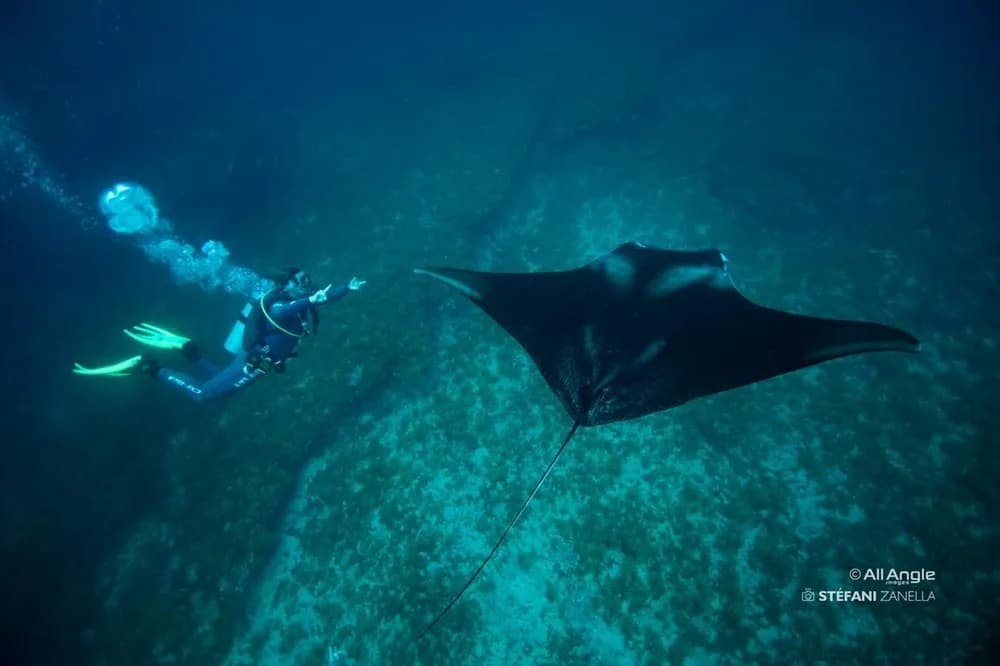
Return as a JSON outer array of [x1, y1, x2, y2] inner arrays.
[[414, 242, 919, 634]]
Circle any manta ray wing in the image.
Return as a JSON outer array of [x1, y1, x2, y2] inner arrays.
[[417, 242, 918, 426], [413, 242, 919, 635]]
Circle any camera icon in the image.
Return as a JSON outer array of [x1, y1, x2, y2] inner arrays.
[[801, 588, 816, 602]]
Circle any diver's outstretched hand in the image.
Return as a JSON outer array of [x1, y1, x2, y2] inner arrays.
[[309, 278, 366, 304], [309, 284, 334, 304]]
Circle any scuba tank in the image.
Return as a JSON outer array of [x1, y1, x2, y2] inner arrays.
[[224, 301, 254, 354]]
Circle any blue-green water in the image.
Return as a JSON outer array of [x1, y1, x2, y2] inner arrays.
[[1, 2, 997, 664]]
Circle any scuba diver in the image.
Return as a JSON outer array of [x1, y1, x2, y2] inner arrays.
[[73, 268, 367, 401]]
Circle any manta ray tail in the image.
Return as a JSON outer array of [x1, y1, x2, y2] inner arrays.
[[418, 422, 580, 638]]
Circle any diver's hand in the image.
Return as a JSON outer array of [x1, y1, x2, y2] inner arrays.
[[309, 284, 333, 304], [348, 277, 367, 291]]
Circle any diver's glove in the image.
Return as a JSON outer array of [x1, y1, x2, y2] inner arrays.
[[123, 323, 191, 350], [309, 284, 334, 304], [348, 277, 367, 291]]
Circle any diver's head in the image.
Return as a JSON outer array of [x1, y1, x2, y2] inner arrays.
[[273, 267, 315, 299]]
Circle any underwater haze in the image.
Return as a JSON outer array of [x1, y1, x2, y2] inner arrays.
[[1, 0, 998, 664]]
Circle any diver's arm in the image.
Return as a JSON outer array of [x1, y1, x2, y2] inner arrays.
[[294, 278, 368, 314], [307, 281, 358, 305], [321, 284, 350, 304], [272, 283, 349, 317], [269, 297, 313, 318]]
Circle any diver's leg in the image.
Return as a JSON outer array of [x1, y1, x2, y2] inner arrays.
[[151, 353, 261, 402], [154, 367, 213, 402], [195, 358, 219, 379], [178, 341, 220, 380], [192, 353, 263, 400]]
